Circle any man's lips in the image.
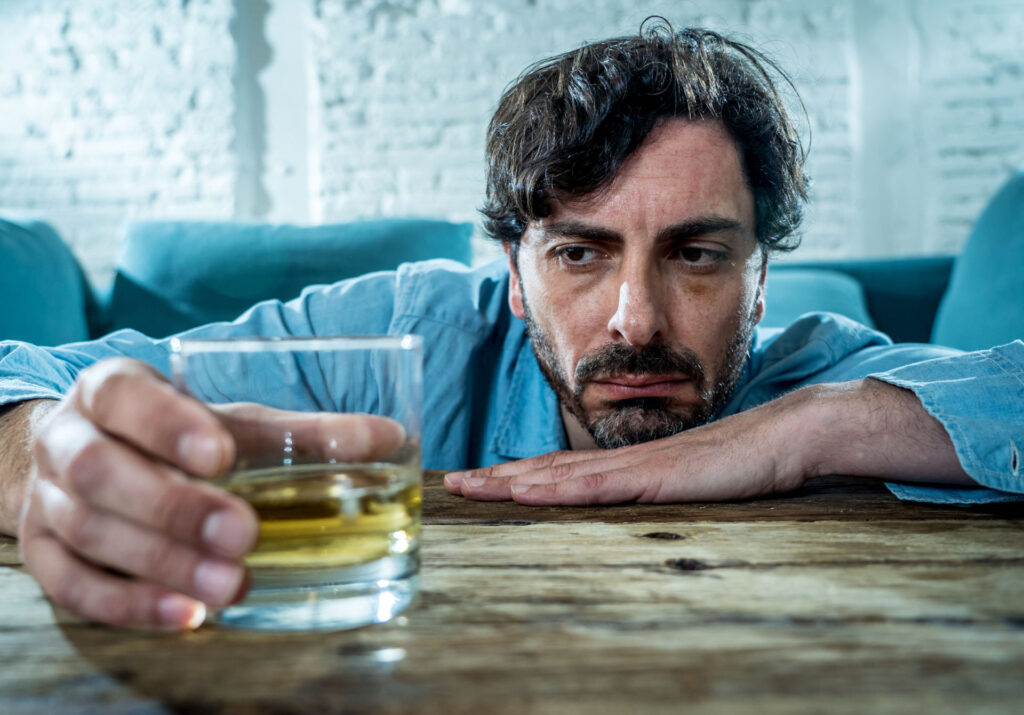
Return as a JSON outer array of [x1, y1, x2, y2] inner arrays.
[[588, 374, 693, 400]]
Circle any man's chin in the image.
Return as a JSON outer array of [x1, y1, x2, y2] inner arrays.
[[585, 404, 706, 449]]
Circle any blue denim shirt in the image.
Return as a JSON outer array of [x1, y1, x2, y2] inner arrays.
[[1, 259, 1022, 504]]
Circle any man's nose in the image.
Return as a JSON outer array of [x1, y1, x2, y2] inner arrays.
[[606, 272, 668, 346]]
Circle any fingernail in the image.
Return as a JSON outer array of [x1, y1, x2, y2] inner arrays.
[[178, 432, 224, 475], [158, 593, 207, 630], [510, 483, 533, 495], [202, 509, 253, 557], [444, 472, 464, 487], [464, 476, 486, 488], [194, 559, 244, 605]]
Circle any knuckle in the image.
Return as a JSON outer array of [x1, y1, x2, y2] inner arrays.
[[139, 538, 193, 584], [147, 487, 181, 534], [581, 472, 606, 492], [48, 567, 86, 613], [528, 448, 561, 471], [83, 370, 136, 423], [551, 461, 577, 480], [92, 586, 144, 626], [539, 452, 560, 469], [467, 465, 496, 480], [149, 480, 207, 542], [64, 439, 110, 495], [77, 359, 161, 424], [60, 505, 105, 552]]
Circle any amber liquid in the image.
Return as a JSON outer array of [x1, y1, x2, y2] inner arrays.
[[216, 459, 422, 579]]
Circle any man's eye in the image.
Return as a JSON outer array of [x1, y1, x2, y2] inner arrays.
[[556, 245, 599, 264], [676, 246, 725, 266]]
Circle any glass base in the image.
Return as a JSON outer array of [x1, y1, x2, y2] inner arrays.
[[212, 553, 419, 632]]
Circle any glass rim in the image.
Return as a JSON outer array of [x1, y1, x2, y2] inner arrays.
[[170, 334, 422, 355]]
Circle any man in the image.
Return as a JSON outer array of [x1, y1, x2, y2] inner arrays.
[[0, 26, 1021, 630]]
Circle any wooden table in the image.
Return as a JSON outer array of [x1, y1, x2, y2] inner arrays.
[[3, 472, 1024, 713]]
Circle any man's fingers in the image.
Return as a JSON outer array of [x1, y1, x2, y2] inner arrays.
[[21, 528, 208, 630], [73, 359, 235, 476], [507, 468, 648, 505], [215, 404, 407, 465], [449, 452, 650, 505], [19, 493, 209, 631], [444, 448, 604, 492], [39, 412, 258, 559], [36, 480, 247, 607]]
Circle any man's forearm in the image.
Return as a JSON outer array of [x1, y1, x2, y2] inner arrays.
[[789, 378, 975, 487], [446, 375, 982, 506], [0, 400, 57, 536]]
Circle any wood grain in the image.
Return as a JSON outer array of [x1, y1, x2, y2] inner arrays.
[[2, 470, 1023, 713]]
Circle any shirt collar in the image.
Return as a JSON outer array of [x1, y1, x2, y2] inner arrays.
[[490, 323, 568, 460]]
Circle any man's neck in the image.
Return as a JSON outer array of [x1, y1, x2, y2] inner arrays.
[[561, 405, 598, 450]]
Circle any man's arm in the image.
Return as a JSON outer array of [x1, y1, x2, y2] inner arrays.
[[0, 266, 417, 628], [0, 400, 57, 535], [444, 378, 975, 505]]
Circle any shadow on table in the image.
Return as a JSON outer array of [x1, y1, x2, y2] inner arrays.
[[56, 614, 420, 712]]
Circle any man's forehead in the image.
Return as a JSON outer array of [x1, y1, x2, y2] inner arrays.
[[546, 120, 749, 211], [525, 119, 755, 243]]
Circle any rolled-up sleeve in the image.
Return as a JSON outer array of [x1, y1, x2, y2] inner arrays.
[[869, 340, 1024, 504]]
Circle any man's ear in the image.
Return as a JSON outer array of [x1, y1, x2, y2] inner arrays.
[[505, 242, 526, 320], [754, 254, 767, 324]]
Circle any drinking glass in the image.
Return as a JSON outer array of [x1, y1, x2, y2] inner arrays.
[[170, 335, 423, 631]]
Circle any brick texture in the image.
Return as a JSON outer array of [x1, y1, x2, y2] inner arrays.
[[1, 0, 1022, 286], [0, 0, 236, 284]]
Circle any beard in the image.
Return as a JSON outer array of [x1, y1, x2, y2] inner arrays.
[[522, 296, 756, 450]]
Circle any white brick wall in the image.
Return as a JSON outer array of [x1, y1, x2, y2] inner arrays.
[[0, 0, 237, 284], [1, 0, 1022, 286], [918, 0, 1024, 253]]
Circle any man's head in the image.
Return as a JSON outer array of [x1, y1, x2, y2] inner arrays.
[[482, 22, 808, 449], [482, 22, 808, 259]]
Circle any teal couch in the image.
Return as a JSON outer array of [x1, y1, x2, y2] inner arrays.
[[1, 218, 474, 344], [2, 170, 1022, 349], [761, 170, 1024, 350]]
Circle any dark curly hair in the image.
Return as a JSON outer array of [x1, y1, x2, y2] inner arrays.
[[481, 20, 808, 257]]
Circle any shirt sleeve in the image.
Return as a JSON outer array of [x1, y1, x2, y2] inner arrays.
[[743, 316, 1024, 505], [0, 270, 399, 407], [867, 340, 1024, 504]]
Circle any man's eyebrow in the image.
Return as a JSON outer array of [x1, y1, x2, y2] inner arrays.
[[536, 217, 745, 245], [537, 221, 622, 244], [655, 217, 745, 243]]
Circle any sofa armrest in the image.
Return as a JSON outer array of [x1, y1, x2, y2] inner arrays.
[[0, 214, 98, 346], [771, 256, 954, 343]]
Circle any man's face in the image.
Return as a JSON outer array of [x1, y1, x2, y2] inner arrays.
[[507, 119, 766, 450]]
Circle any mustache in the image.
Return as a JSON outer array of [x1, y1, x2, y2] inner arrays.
[[573, 343, 707, 392]]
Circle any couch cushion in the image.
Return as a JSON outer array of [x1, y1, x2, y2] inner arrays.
[[762, 268, 876, 329], [0, 214, 93, 345], [931, 171, 1024, 350], [108, 219, 474, 337]]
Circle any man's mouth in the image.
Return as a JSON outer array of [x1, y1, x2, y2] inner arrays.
[[588, 374, 693, 400]]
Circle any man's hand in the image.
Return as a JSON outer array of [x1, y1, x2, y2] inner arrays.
[[444, 380, 975, 505], [445, 389, 805, 505], [13, 358, 405, 630], [17, 358, 253, 629]]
